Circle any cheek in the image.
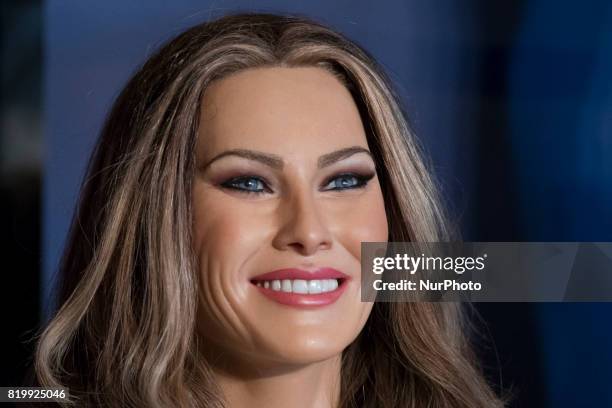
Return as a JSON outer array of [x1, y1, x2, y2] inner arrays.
[[192, 187, 274, 343], [192, 189, 269, 265], [332, 183, 389, 261]]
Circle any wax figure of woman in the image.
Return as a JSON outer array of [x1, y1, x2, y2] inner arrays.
[[35, 12, 503, 408]]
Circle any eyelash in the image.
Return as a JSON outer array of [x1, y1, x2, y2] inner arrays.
[[220, 172, 375, 196]]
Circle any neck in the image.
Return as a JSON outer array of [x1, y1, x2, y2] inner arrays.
[[213, 354, 342, 408]]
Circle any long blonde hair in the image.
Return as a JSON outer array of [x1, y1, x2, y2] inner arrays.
[[36, 12, 503, 407]]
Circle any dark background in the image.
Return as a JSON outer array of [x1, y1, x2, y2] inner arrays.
[[2, 1, 611, 407]]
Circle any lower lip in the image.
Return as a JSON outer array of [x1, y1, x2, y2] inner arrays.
[[252, 280, 350, 307]]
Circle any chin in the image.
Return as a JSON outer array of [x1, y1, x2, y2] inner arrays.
[[260, 337, 347, 367], [248, 322, 358, 367]]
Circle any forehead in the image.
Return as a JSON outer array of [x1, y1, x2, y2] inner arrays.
[[197, 66, 368, 160]]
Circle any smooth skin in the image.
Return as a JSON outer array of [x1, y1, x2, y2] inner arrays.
[[193, 66, 389, 408]]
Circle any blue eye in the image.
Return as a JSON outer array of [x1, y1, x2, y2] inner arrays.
[[222, 176, 267, 194], [323, 173, 374, 191], [221, 172, 375, 195]]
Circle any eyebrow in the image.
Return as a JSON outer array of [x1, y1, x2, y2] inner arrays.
[[201, 146, 373, 171]]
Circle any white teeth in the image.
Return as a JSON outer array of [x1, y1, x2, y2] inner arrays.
[[292, 279, 308, 294], [281, 279, 292, 293], [321, 279, 329, 292], [328, 279, 338, 291], [308, 279, 322, 294], [272, 280, 281, 291], [255, 278, 340, 294]]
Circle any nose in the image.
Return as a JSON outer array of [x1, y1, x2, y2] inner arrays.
[[272, 189, 333, 256]]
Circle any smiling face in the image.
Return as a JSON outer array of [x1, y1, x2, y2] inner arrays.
[[193, 66, 388, 373]]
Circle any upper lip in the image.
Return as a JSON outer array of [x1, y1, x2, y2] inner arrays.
[[250, 267, 350, 282]]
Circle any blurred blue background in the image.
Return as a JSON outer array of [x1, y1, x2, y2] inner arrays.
[[3, 0, 611, 406]]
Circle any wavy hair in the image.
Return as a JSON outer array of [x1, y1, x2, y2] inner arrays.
[[35, 12, 503, 407]]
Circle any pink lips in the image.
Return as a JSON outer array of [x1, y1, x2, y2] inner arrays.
[[250, 267, 351, 307]]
